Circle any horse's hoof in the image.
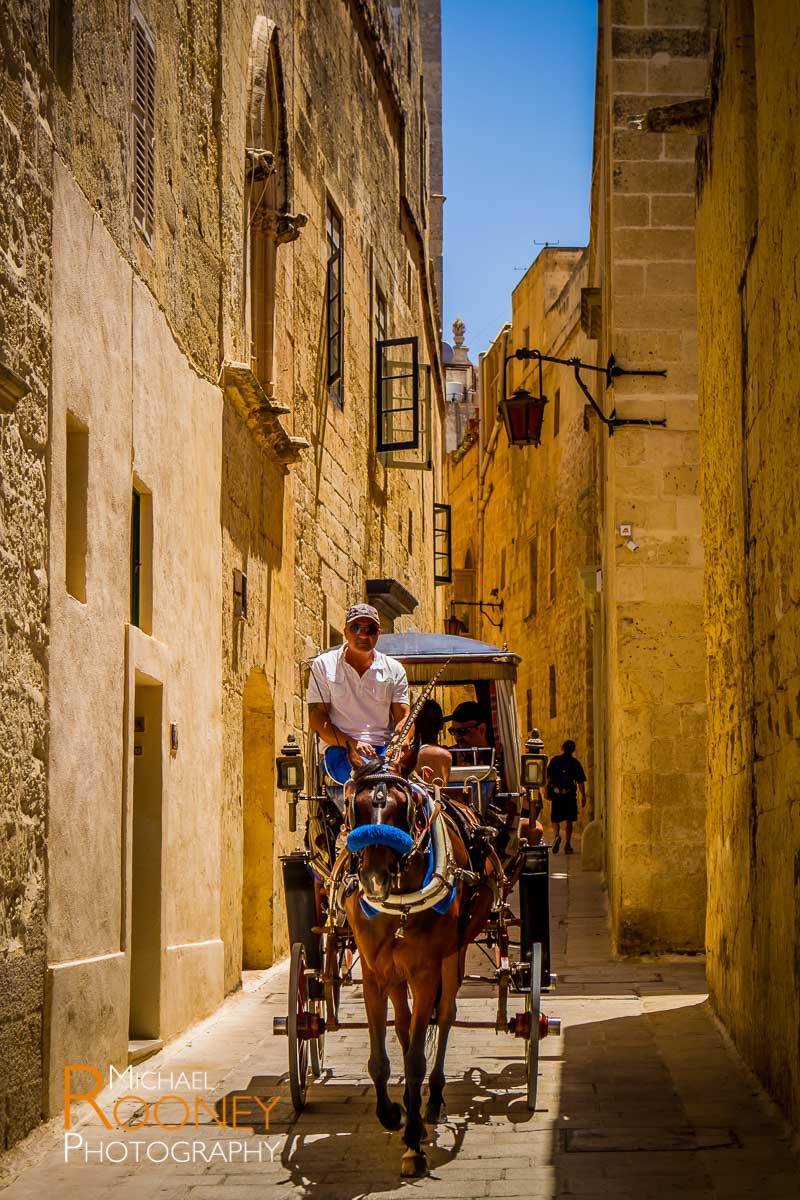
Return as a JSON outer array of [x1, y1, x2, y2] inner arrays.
[[377, 1101, 403, 1131], [400, 1149, 427, 1177]]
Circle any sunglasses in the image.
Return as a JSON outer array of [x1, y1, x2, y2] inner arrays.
[[349, 622, 379, 635], [449, 722, 480, 734]]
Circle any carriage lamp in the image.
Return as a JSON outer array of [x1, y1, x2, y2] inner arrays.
[[276, 734, 304, 794], [501, 344, 668, 446], [521, 729, 547, 788]]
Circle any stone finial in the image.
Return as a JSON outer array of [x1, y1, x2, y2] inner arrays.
[[452, 317, 465, 347]]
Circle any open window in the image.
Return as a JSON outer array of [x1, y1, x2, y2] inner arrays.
[[377, 335, 431, 469], [433, 503, 452, 584]]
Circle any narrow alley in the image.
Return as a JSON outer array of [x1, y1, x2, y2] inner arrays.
[[2, 856, 797, 1200]]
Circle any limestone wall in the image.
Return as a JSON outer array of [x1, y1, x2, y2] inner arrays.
[[697, 0, 800, 1133], [453, 251, 599, 796], [0, 0, 50, 1151], [589, 0, 709, 952]]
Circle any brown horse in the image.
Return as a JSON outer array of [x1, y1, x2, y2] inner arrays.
[[343, 758, 493, 1177]]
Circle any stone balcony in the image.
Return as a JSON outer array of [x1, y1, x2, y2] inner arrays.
[[220, 361, 310, 467]]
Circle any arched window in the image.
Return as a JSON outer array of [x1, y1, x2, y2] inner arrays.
[[244, 20, 305, 398]]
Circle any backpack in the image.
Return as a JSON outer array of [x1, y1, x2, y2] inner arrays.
[[548, 756, 577, 797]]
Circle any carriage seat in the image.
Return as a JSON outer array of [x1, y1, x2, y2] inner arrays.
[[445, 748, 497, 817]]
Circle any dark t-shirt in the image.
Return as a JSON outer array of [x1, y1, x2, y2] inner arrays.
[[546, 753, 587, 797]]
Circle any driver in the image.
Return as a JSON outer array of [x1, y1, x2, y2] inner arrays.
[[307, 603, 410, 790]]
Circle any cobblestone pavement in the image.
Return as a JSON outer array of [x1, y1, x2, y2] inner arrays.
[[2, 854, 798, 1198]]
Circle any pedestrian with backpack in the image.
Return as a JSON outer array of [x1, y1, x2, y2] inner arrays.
[[545, 739, 587, 854]]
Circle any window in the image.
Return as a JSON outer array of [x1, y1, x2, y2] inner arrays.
[[452, 566, 476, 634], [526, 687, 532, 734], [131, 482, 153, 633], [433, 503, 452, 584], [49, 0, 73, 92], [376, 336, 419, 452], [326, 201, 343, 403], [65, 414, 88, 602], [376, 287, 388, 344], [549, 524, 557, 603], [549, 665, 557, 719], [527, 534, 538, 618], [131, 9, 156, 239], [522, 326, 530, 351], [420, 79, 428, 211], [233, 569, 248, 620], [553, 388, 560, 437]]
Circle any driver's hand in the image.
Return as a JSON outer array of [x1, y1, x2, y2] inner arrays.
[[348, 739, 374, 766]]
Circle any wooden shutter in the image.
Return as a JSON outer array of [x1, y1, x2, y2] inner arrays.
[[132, 15, 156, 236]]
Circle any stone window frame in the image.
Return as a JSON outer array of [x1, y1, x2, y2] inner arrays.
[[525, 530, 539, 621], [244, 18, 293, 398], [326, 197, 344, 407], [130, 3, 156, 243]]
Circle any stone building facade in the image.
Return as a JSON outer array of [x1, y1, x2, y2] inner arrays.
[[0, 3, 51, 1151], [0, 0, 443, 1147], [447, 250, 599, 808], [587, 0, 710, 953], [695, 0, 800, 1134]]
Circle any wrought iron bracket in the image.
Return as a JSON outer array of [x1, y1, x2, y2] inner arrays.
[[450, 598, 504, 629], [505, 348, 668, 438]]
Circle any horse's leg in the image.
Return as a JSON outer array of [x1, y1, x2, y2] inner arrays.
[[400, 972, 439, 1177], [389, 981, 411, 1057], [363, 967, 402, 1130], [425, 949, 459, 1123]]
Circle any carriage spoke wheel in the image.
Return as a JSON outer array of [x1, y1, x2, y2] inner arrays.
[[323, 931, 342, 1029], [525, 942, 542, 1112], [288, 942, 311, 1111], [309, 996, 325, 1078]]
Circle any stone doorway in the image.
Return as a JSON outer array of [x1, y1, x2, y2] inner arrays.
[[129, 674, 163, 1044], [242, 669, 275, 968]]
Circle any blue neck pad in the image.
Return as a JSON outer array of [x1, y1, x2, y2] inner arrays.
[[347, 824, 414, 856]]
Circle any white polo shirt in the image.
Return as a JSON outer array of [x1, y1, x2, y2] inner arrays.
[[306, 646, 409, 744]]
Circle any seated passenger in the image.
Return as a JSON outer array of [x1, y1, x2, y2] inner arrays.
[[445, 701, 494, 766], [403, 699, 452, 785]]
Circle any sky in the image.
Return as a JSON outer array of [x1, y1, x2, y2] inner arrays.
[[441, 0, 598, 358]]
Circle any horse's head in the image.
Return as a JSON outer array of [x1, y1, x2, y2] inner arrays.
[[347, 757, 420, 904]]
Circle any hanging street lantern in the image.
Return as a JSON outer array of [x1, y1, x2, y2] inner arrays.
[[444, 610, 468, 636], [500, 386, 549, 448], [499, 343, 669, 446]]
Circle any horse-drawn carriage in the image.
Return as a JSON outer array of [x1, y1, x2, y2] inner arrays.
[[273, 631, 559, 1176]]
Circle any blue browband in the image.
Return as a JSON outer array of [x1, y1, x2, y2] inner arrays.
[[346, 824, 414, 856]]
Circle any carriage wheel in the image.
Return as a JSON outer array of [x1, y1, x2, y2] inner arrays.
[[323, 930, 342, 1029], [288, 942, 311, 1111], [309, 996, 325, 1078], [525, 942, 542, 1112]]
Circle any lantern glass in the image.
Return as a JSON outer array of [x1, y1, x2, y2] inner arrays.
[[276, 736, 304, 794], [521, 753, 547, 788], [501, 389, 548, 447]]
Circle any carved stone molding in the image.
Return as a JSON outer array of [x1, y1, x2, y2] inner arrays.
[[221, 359, 309, 467], [246, 147, 275, 183], [0, 363, 30, 412], [253, 208, 309, 244]]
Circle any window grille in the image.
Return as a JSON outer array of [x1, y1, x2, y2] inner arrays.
[[433, 503, 452, 584], [326, 202, 343, 401], [131, 12, 156, 238]]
